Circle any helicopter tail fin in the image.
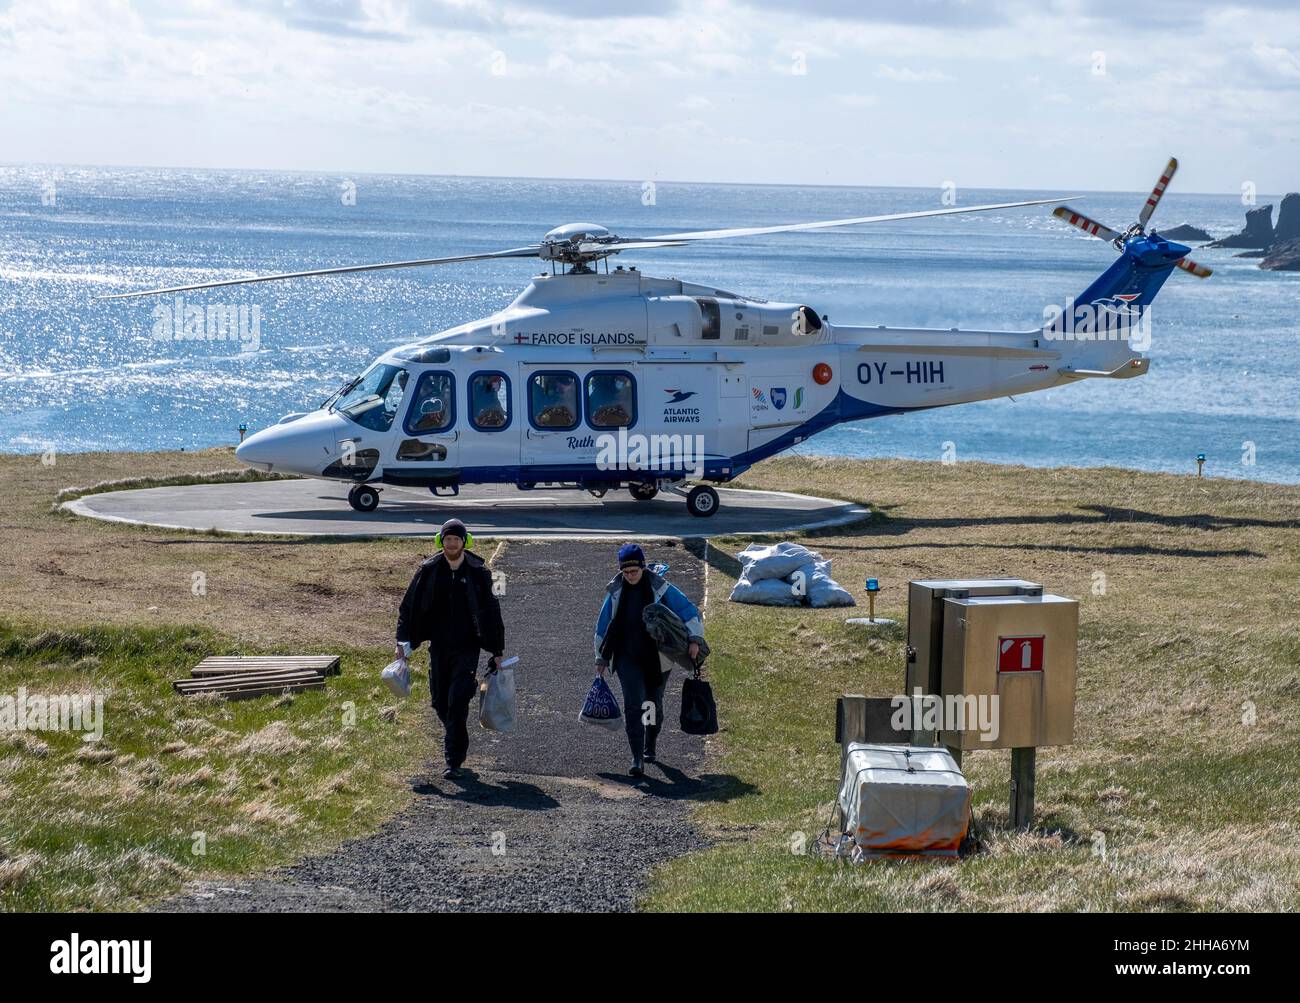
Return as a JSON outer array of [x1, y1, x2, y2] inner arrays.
[[1071, 232, 1189, 311], [1042, 232, 1188, 369]]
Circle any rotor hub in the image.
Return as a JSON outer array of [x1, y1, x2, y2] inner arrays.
[[540, 222, 620, 264]]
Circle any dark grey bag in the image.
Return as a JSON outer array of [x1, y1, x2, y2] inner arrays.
[[642, 602, 710, 670]]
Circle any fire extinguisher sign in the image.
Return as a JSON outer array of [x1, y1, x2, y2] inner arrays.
[[998, 635, 1044, 673]]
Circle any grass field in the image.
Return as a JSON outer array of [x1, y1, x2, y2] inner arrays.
[[2, 448, 1297, 911], [0, 448, 440, 910], [643, 456, 1300, 912]]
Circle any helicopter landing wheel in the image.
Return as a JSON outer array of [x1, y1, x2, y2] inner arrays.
[[686, 485, 719, 518], [629, 482, 659, 502], [348, 484, 380, 513]]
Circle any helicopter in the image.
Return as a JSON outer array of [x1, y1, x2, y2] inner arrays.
[[106, 159, 1208, 518]]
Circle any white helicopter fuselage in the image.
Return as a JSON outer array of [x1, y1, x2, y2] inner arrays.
[[234, 261, 1150, 510], [109, 171, 1195, 515]]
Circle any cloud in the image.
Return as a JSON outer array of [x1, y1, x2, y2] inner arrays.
[[737, 0, 1009, 28], [1, 0, 1298, 192], [1251, 42, 1300, 80], [876, 65, 952, 83]]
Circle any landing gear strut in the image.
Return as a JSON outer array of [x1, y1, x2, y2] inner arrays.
[[348, 484, 380, 512]]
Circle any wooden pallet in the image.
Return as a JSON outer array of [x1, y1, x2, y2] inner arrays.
[[189, 655, 340, 677], [174, 655, 339, 700]]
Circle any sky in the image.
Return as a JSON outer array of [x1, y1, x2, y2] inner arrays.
[[2, 0, 1299, 193]]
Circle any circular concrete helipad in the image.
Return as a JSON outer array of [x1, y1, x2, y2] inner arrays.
[[63, 479, 870, 539]]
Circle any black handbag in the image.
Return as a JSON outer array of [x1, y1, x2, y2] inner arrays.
[[680, 668, 718, 735]]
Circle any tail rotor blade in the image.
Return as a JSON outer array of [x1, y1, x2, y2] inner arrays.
[[1175, 256, 1212, 278], [1139, 156, 1179, 228], [1052, 205, 1122, 243]]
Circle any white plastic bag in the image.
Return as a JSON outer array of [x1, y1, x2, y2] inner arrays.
[[381, 656, 411, 698], [800, 560, 857, 608], [479, 657, 518, 732], [728, 576, 802, 606], [735, 542, 823, 582]]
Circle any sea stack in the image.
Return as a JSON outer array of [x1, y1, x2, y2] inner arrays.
[[1206, 204, 1274, 249], [1160, 224, 1212, 242], [1271, 193, 1300, 243], [1257, 194, 1300, 270]]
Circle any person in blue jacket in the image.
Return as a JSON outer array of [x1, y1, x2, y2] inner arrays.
[[593, 542, 704, 776]]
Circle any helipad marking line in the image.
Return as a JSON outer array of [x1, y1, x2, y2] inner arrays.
[[61, 497, 870, 540], [702, 538, 710, 612], [61, 482, 872, 541]]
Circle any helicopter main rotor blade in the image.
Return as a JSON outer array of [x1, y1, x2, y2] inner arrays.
[[100, 245, 543, 300], [573, 239, 690, 254], [1139, 157, 1178, 229], [638, 196, 1078, 244], [1052, 205, 1123, 243]]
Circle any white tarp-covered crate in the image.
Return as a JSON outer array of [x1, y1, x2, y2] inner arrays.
[[839, 743, 970, 856]]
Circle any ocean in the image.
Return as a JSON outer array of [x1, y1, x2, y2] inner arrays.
[[1, 166, 1297, 482]]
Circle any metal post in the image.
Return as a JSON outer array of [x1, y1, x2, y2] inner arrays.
[[1010, 746, 1036, 830], [836, 695, 868, 778]]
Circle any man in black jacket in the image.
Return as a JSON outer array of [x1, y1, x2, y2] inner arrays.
[[395, 518, 504, 779]]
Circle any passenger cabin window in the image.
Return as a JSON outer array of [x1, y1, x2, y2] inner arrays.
[[404, 371, 455, 434], [585, 372, 636, 429], [697, 298, 720, 340], [528, 372, 579, 430], [470, 372, 510, 430], [335, 363, 409, 432]]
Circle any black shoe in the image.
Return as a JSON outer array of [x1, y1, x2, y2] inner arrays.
[[629, 759, 644, 778], [643, 749, 657, 764], [442, 766, 460, 780]]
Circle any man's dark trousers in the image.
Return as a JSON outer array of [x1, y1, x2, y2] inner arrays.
[[430, 646, 479, 769]]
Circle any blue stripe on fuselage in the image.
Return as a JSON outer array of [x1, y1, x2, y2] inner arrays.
[[356, 389, 903, 486]]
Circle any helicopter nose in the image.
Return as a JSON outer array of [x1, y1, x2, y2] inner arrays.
[[235, 413, 339, 474]]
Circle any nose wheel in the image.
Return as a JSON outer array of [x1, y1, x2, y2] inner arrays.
[[348, 484, 380, 512]]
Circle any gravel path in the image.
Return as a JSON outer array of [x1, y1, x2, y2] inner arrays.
[[163, 539, 738, 912]]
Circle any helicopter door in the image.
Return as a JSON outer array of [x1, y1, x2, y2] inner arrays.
[[717, 370, 749, 458], [393, 370, 460, 482]]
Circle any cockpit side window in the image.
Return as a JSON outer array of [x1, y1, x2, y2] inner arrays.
[[335, 363, 409, 432], [404, 371, 456, 435]]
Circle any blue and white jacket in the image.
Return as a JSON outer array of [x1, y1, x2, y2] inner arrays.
[[593, 569, 704, 664]]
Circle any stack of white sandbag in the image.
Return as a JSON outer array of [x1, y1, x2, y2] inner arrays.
[[728, 542, 856, 608]]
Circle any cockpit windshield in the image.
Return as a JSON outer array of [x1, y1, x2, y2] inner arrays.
[[332, 363, 409, 431]]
